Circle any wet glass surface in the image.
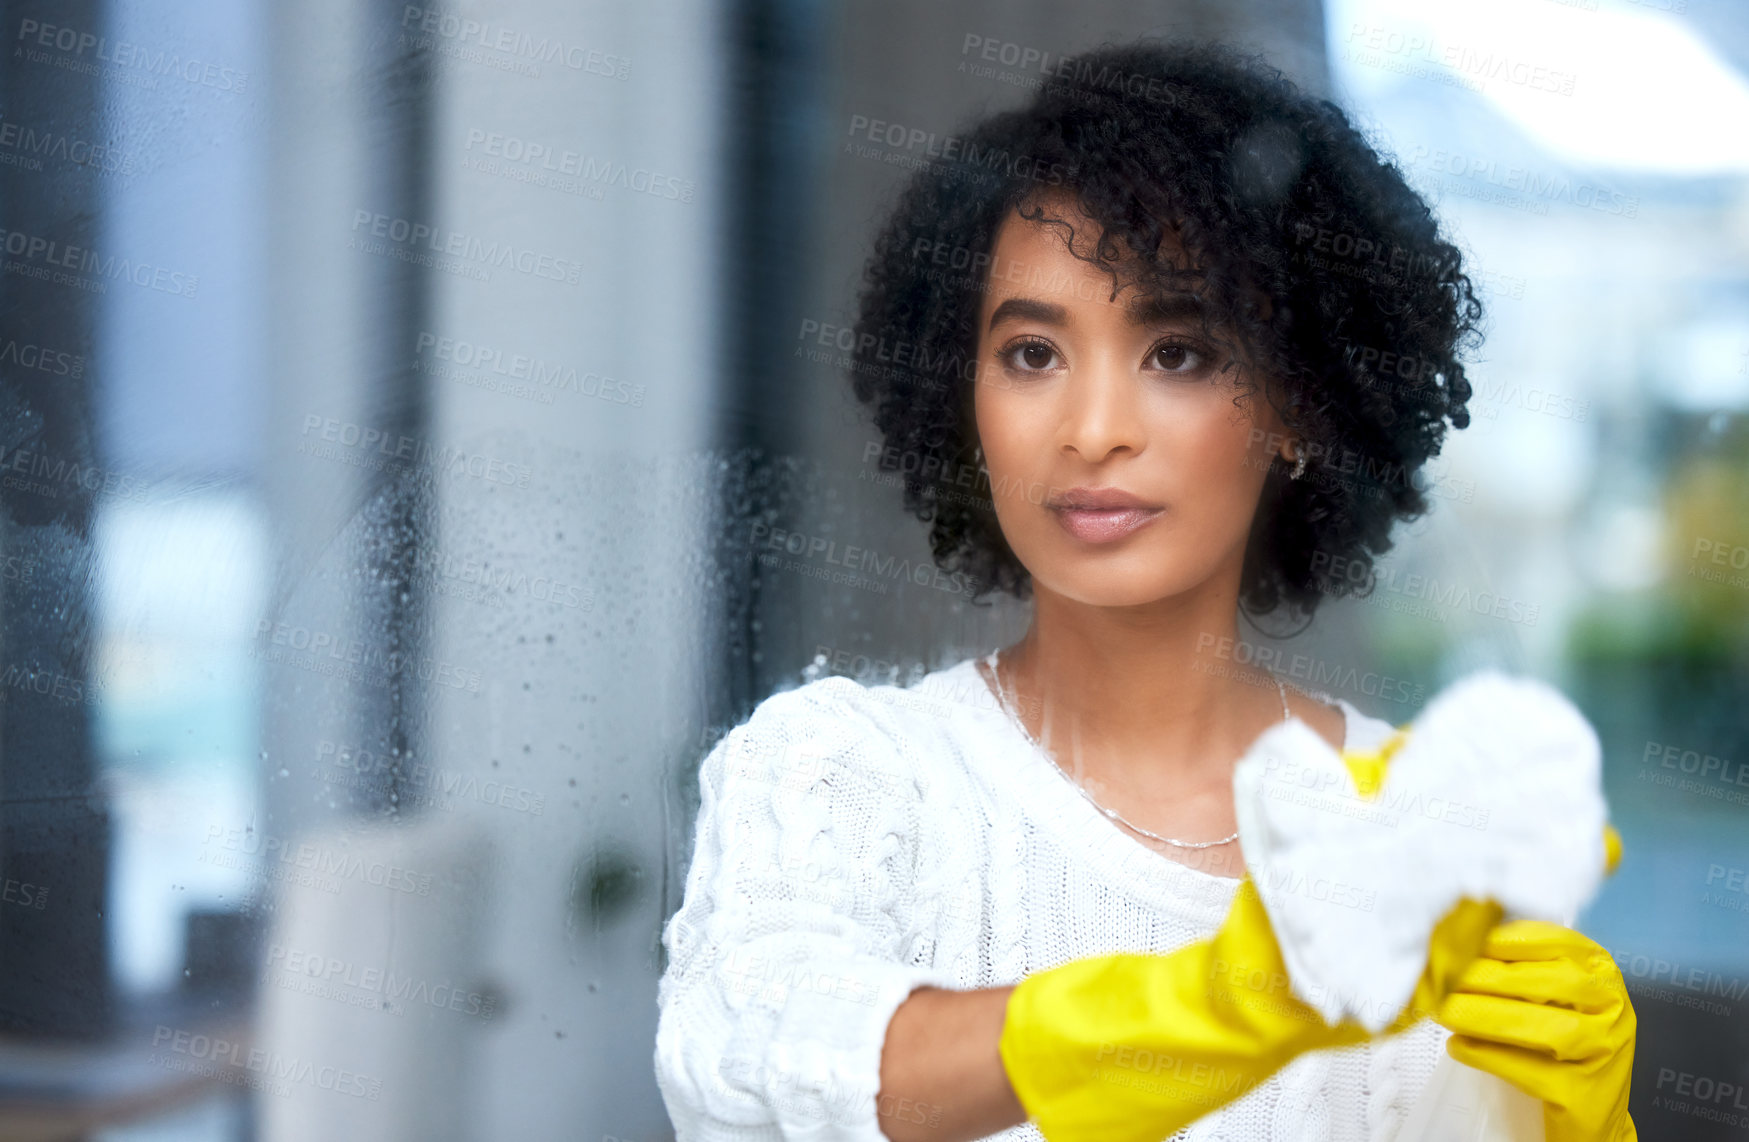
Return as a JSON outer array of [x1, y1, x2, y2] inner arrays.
[[1, 0, 1746, 1138]]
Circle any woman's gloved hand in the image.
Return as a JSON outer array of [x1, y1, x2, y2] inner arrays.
[[996, 875, 1499, 1142], [998, 686, 1623, 1142], [1233, 673, 1614, 1034], [1434, 918, 1638, 1142]]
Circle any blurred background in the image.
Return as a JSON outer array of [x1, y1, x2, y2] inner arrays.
[[0, 0, 1745, 1137]]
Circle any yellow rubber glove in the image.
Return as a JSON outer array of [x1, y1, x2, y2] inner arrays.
[[997, 716, 1495, 1142], [997, 877, 1500, 1142], [1434, 909, 1637, 1141]]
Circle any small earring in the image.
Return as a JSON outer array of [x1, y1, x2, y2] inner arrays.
[[1289, 443, 1307, 480]]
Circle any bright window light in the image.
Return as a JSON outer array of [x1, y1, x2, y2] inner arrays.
[[1330, 0, 1749, 175]]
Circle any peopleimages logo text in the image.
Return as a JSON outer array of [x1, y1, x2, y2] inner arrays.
[[0, 226, 198, 297], [400, 5, 629, 79], [350, 211, 583, 285], [297, 415, 532, 489], [151, 1025, 381, 1100], [14, 19, 249, 92]]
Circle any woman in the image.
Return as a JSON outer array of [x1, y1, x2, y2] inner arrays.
[[655, 40, 1635, 1142]]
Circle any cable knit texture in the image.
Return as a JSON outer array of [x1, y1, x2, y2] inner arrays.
[[654, 656, 1453, 1142]]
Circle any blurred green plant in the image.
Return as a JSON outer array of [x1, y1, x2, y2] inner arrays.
[[1571, 441, 1749, 671]]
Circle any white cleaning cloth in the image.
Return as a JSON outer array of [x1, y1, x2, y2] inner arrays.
[[1230, 670, 1609, 1032]]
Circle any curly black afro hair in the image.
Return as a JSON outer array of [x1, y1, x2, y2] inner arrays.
[[848, 39, 1483, 620]]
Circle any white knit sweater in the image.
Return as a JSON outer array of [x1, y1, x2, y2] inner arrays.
[[653, 654, 1453, 1142]]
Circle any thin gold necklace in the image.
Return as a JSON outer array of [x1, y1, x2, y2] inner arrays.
[[982, 648, 1289, 850]]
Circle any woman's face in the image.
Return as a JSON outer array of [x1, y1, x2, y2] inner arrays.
[[972, 193, 1294, 609]]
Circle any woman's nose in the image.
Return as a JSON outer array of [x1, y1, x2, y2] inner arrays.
[[1055, 358, 1143, 461]]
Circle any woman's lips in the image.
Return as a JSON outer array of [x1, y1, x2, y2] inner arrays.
[[1052, 506, 1165, 544]]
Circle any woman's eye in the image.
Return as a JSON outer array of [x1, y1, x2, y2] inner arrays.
[[1152, 341, 1202, 372], [1005, 341, 1059, 371]]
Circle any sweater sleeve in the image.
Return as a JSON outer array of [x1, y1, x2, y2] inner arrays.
[[654, 677, 961, 1141]]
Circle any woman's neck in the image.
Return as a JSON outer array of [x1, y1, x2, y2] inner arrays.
[[997, 580, 1302, 793]]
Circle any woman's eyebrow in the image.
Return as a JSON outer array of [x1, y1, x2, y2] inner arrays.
[[987, 293, 1206, 333], [1125, 292, 1205, 326], [987, 297, 1067, 331]]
